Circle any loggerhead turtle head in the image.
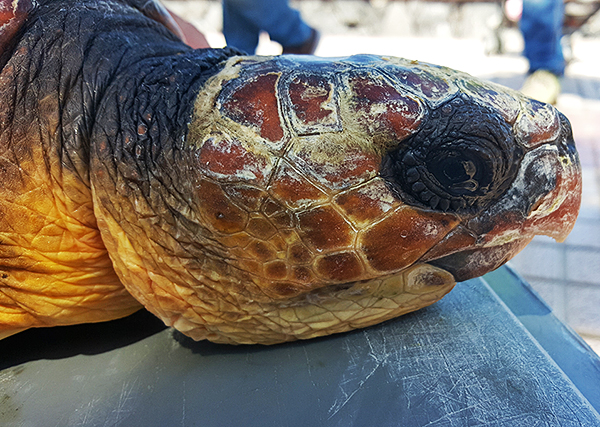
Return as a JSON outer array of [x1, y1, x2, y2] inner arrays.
[[91, 54, 581, 344], [0, 0, 580, 344]]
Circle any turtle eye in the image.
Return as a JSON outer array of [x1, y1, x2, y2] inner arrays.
[[381, 96, 522, 214], [427, 146, 495, 196]]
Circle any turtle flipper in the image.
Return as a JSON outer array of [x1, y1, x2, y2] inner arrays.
[[0, 155, 142, 336], [0, 0, 190, 337], [0, 0, 235, 338]]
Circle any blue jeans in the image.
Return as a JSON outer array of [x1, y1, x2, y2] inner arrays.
[[223, 0, 312, 54], [521, 0, 565, 76]]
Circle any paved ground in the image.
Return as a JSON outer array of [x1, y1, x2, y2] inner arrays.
[[166, 0, 600, 352]]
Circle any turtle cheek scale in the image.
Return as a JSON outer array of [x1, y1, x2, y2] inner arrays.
[[94, 54, 580, 345]]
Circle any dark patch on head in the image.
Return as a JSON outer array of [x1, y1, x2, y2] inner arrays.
[[429, 238, 525, 281], [557, 111, 578, 164], [381, 96, 523, 215]]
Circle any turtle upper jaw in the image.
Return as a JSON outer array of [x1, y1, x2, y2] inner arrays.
[[424, 124, 582, 282], [466, 113, 581, 243]]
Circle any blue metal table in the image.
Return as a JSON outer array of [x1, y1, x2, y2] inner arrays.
[[1, 265, 600, 426]]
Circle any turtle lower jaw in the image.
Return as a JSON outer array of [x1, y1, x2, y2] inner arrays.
[[195, 263, 457, 345], [428, 237, 533, 282]]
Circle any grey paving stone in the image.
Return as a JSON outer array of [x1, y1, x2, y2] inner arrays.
[[566, 283, 600, 336], [579, 166, 599, 206], [566, 247, 600, 284], [576, 145, 596, 168], [565, 218, 600, 248], [562, 78, 580, 97], [576, 77, 600, 100], [576, 205, 600, 222], [509, 243, 565, 280], [531, 234, 561, 245]]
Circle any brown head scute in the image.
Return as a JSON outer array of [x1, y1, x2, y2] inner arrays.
[[316, 251, 364, 282], [348, 70, 424, 142], [219, 72, 285, 146], [287, 72, 341, 135]]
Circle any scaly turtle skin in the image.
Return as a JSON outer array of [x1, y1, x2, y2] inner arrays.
[[0, 0, 581, 344]]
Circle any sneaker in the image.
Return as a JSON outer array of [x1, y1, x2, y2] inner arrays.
[[282, 28, 320, 55], [520, 70, 561, 105]]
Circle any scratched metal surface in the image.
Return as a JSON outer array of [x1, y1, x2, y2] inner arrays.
[[1, 274, 599, 427]]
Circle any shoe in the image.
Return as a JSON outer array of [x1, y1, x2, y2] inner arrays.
[[520, 70, 561, 105], [282, 28, 320, 55]]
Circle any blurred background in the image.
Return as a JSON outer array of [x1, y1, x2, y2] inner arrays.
[[165, 0, 600, 353]]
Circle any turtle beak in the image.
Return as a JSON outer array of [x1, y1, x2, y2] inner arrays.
[[476, 111, 582, 243], [519, 113, 581, 243], [425, 112, 582, 282]]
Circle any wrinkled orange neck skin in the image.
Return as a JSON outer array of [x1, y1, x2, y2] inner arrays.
[[0, 0, 208, 340], [0, 38, 141, 337]]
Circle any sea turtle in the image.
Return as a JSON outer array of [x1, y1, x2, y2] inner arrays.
[[0, 0, 581, 345]]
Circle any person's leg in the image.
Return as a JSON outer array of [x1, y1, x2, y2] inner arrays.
[[223, 0, 313, 53], [222, 0, 260, 54], [520, 0, 564, 103], [521, 0, 565, 76], [258, 0, 312, 49]]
